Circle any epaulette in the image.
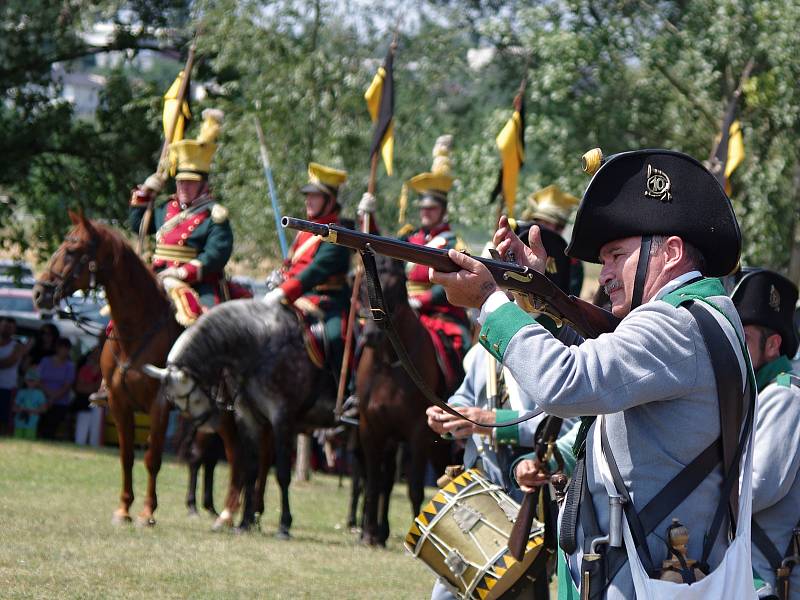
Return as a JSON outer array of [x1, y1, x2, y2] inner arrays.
[[396, 223, 415, 238], [211, 203, 228, 224]]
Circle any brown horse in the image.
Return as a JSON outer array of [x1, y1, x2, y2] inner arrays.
[[32, 211, 247, 526], [356, 255, 451, 546]]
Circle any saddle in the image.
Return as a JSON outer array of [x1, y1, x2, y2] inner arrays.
[[291, 299, 329, 370]]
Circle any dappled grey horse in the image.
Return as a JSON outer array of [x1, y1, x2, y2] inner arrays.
[[145, 298, 337, 538]]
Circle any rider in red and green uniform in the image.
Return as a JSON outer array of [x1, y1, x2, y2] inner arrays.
[[358, 134, 471, 391], [130, 108, 234, 325], [264, 163, 351, 372]]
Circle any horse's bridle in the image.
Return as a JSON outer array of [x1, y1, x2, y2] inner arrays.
[[38, 234, 100, 303]]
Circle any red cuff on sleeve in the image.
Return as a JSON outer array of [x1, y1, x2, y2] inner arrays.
[[280, 278, 304, 303], [181, 262, 199, 284], [130, 186, 153, 207], [416, 290, 434, 310]]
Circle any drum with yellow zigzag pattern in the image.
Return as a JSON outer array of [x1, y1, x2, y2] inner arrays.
[[405, 468, 544, 600]]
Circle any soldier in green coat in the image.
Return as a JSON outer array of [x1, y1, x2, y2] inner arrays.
[[130, 108, 233, 326]]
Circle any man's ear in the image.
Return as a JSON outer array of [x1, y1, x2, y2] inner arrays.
[[765, 333, 783, 361], [662, 236, 686, 267]]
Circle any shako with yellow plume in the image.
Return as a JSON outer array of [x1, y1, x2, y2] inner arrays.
[[169, 108, 224, 181], [523, 184, 579, 229], [408, 135, 455, 208], [300, 162, 348, 199]]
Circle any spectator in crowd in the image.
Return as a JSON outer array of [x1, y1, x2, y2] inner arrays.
[[73, 342, 103, 446], [0, 317, 33, 435], [28, 323, 59, 366], [38, 338, 76, 440], [12, 368, 47, 440]]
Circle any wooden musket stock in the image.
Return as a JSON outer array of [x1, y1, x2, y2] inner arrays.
[[282, 217, 620, 338]]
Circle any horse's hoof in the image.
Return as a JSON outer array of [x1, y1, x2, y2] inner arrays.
[[211, 519, 232, 532], [136, 515, 156, 527], [187, 506, 199, 518], [275, 529, 291, 541], [111, 512, 132, 526]]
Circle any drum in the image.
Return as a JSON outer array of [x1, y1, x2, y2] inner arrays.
[[405, 468, 544, 600]]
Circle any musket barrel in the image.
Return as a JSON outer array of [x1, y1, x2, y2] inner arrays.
[[282, 215, 621, 337], [281, 217, 330, 238]]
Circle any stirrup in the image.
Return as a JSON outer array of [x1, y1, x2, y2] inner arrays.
[[338, 395, 359, 426], [89, 387, 109, 408]]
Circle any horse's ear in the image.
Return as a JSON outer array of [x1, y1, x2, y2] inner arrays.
[[68, 209, 80, 225]]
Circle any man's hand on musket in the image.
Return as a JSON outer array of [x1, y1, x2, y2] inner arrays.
[[493, 216, 548, 273], [514, 458, 551, 493], [429, 249, 498, 308], [426, 405, 494, 438]]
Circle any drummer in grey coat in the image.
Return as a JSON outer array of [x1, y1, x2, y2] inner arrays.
[[732, 269, 800, 599], [429, 149, 751, 600], [427, 343, 579, 600]]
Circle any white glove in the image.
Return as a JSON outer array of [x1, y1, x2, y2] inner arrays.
[[357, 192, 377, 216], [408, 296, 422, 311], [160, 276, 183, 292], [158, 267, 187, 281], [143, 172, 167, 193], [263, 288, 286, 304]]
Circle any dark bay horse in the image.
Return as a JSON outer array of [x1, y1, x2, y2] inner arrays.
[[145, 298, 337, 538], [32, 211, 248, 527], [356, 255, 451, 546]]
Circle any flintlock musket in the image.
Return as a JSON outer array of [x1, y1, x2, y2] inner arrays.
[[282, 216, 620, 339]]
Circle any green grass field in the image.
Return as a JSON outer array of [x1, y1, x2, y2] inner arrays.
[[0, 439, 436, 599]]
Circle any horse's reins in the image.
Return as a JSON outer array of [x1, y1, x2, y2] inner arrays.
[[360, 245, 543, 429]]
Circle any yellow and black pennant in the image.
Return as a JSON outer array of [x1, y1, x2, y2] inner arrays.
[[163, 70, 192, 144], [365, 45, 395, 176], [491, 86, 525, 219]]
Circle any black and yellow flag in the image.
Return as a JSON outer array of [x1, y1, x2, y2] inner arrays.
[[163, 70, 192, 144], [364, 47, 394, 176], [490, 92, 525, 218]]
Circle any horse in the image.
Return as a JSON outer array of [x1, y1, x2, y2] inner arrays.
[[355, 254, 452, 546], [144, 297, 338, 538], [32, 211, 251, 528]]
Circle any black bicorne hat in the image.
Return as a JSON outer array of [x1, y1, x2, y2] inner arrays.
[[567, 149, 742, 277], [731, 268, 799, 358], [512, 220, 572, 294]]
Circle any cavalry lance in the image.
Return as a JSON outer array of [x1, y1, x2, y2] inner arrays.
[[335, 30, 399, 420], [254, 116, 289, 259]]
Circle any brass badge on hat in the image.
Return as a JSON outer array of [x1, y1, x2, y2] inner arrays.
[[769, 284, 781, 312], [645, 164, 672, 202]]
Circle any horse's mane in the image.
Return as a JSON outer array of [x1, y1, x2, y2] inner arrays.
[[171, 300, 296, 383], [78, 219, 167, 304]]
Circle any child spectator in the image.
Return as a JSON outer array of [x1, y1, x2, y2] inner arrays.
[[73, 344, 103, 446], [38, 338, 76, 440], [12, 368, 47, 440], [0, 317, 33, 435]]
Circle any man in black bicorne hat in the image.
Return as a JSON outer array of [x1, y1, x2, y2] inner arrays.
[[732, 269, 800, 600], [429, 149, 757, 599]]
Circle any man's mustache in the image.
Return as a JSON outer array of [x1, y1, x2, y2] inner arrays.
[[604, 280, 623, 295]]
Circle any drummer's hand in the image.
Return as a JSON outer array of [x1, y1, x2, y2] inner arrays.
[[426, 406, 491, 438], [451, 406, 495, 437], [514, 458, 550, 493], [426, 406, 448, 435], [493, 216, 548, 274], [429, 249, 497, 309]]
